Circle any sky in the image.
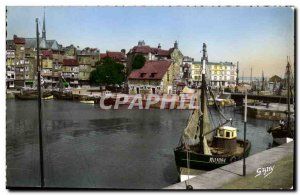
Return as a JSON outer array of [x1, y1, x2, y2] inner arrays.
[[6, 6, 294, 77]]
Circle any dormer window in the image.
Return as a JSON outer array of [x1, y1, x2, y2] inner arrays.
[[140, 73, 146, 78], [150, 73, 156, 78]]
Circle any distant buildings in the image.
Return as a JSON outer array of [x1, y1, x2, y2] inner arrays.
[[190, 61, 237, 88], [208, 62, 237, 88], [6, 11, 242, 93]]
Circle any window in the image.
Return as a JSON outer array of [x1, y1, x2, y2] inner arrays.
[[219, 130, 224, 137], [150, 73, 156, 78], [167, 73, 169, 81], [140, 73, 146, 78], [226, 131, 231, 138]]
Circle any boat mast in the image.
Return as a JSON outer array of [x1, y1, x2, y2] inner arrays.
[[286, 57, 291, 134], [199, 43, 208, 153], [36, 18, 45, 187], [250, 66, 252, 89], [261, 70, 265, 91]]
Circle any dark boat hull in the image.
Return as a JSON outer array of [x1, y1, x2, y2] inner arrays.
[[268, 125, 294, 145], [52, 91, 73, 100], [15, 91, 52, 100], [174, 140, 251, 171]]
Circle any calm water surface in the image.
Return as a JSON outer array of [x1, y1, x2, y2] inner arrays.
[[6, 99, 273, 189]]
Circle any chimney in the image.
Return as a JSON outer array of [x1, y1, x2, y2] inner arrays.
[[174, 41, 178, 49], [158, 43, 161, 49], [121, 49, 126, 55]]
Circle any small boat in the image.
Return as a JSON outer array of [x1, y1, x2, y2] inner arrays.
[[80, 100, 95, 104], [268, 58, 294, 145], [174, 44, 251, 177], [52, 89, 73, 100], [42, 95, 54, 100]]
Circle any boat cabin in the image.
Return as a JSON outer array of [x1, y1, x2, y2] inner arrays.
[[215, 126, 237, 139], [212, 126, 238, 153]]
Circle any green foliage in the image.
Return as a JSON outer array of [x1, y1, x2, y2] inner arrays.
[[89, 58, 125, 85], [132, 54, 146, 70]]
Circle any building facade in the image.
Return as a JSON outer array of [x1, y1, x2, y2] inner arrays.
[[62, 59, 79, 88], [126, 41, 183, 78], [190, 61, 237, 88], [77, 47, 100, 86], [128, 60, 176, 95]]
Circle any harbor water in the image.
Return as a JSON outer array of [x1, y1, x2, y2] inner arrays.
[[6, 99, 273, 189]]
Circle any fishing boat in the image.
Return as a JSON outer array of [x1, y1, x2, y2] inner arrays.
[[52, 75, 73, 100], [174, 43, 251, 174], [268, 58, 294, 145], [15, 86, 52, 100]]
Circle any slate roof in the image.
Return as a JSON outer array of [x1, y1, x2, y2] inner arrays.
[[77, 47, 100, 55], [128, 60, 172, 80], [24, 38, 62, 50]]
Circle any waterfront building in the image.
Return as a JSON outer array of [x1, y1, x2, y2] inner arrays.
[[191, 61, 237, 88], [208, 61, 237, 88], [128, 60, 176, 95], [126, 41, 183, 78], [62, 59, 79, 88], [77, 47, 100, 86], [6, 40, 16, 89], [12, 36, 29, 88], [41, 50, 54, 88]]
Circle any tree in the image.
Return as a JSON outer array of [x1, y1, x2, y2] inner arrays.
[[89, 58, 125, 86], [132, 54, 146, 70]]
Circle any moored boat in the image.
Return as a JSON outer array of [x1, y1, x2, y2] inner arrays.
[[267, 58, 294, 145], [15, 88, 52, 100], [52, 75, 73, 100], [174, 43, 251, 177]]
